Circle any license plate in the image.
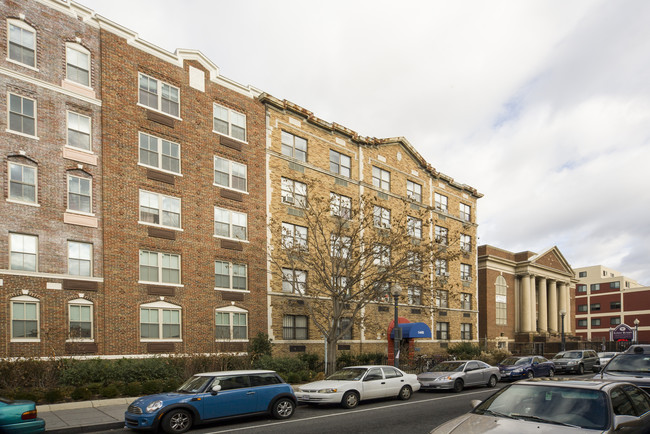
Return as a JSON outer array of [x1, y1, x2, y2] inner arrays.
[[303, 395, 310, 400]]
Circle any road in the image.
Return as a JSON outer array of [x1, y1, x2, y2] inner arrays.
[[100, 373, 593, 434]]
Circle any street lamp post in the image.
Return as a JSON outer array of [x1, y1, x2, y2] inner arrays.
[[391, 283, 402, 368], [635, 318, 640, 344], [560, 310, 566, 351]]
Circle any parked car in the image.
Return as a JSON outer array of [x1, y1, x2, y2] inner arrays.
[[596, 345, 650, 392], [0, 397, 45, 433], [592, 352, 620, 372], [430, 378, 650, 433], [498, 356, 555, 380], [294, 365, 420, 408], [552, 349, 598, 374], [124, 370, 296, 433], [418, 360, 500, 392]]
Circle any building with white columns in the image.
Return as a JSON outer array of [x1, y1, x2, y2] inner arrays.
[[478, 245, 578, 350]]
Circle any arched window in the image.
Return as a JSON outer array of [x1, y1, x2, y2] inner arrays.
[[11, 295, 40, 341], [140, 301, 181, 341], [65, 42, 90, 86], [7, 19, 36, 68], [215, 306, 248, 341], [68, 298, 93, 340], [495, 276, 507, 325]]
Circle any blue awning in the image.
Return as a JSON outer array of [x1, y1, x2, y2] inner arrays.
[[390, 322, 432, 339]]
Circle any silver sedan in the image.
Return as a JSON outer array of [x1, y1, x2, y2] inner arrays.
[[417, 360, 500, 393]]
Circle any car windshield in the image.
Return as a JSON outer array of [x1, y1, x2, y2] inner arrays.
[[177, 375, 213, 393], [604, 354, 650, 373], [554, 351, 582, 359], [327, 368, 367, 381], [431, 362, 466, 372], [474, 384, 609, 430], [598, 352, 616, 358], [501, 357, 530, 366]]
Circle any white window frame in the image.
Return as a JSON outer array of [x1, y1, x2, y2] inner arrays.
[[461, 293, 472, 310], [9, 232, 38, 271], [215, 306, 248, 341], [436, 322, 449, 340], [214, 261, 248, 291], [139, 250, 181, 286], [435, 193, 448, 212], [407, 216, 422, 239], [68, 241, 92, 277], [460, 203, 472, 222], [65, 43, 90, 87], [435, 226, 448, 245], [281, 131, 307, 162], [214, 207, 248, 241], [138, 72, 180, 118], [495, 275, 507, 325], [282, 222, 308, 251], [436, 290, 449, 308], [67, 174, 92, 214], [461, 263, 472, 281], [461, 323, 472, 340], [281, 177, 307, 207], [407, 180, 422, 202], [66, 111, 92, 152], [11, 295, 40, 342], [213, 103, 247, 142], [7, 20, 36, 69], [373, 205, 391, 229], [8, 161, 37, 205], [140, 301, 182, 342], [373, 243, 391, 267], [214, 156, 247, 192], [7, 92, 37, 138], [435, 259, 449, 277], [138, 132, 181, 175], [460, 234, 471, 252], [282, 268, 307, 294], [407, 286, 421, 305], [68, 298, 93, 341], [139, 190, 181, 230], [330, 235, 352, 259], [372, 166, 390, 191], [330, 192, 351, 219], [330, 150, 351, 177]]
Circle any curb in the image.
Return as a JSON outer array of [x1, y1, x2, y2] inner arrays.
[[38, 397, 138, 413], [46, 421, 125, 434]]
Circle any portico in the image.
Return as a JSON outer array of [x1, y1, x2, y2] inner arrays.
[[517, 273, 572, 335]]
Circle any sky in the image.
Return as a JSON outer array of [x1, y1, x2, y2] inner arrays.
[[78, 0, 650, 285]]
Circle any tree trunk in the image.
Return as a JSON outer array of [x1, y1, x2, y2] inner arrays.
[[326, 337, 338, 376]]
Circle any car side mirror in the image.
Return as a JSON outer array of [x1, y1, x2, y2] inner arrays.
[[211, 384, 221, 395], [470, 399, 482, 409], [532, 361, 538, 365], [615, 415, 642, 430]]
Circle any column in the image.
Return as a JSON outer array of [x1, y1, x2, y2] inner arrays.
[[538, 277, 548, 333], [530, 275, 537, 332], [559, 281, 568, 334], [520, 275, 531, 332], [564, 282, 572, 333], [548, 280, 558, 333]]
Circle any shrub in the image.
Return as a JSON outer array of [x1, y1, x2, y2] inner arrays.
[[100, 384, 119, 399], [44, 388, 64, 403], [252, 355, 307, 380], [142, 380, 164, 395], [87, 382, 103, 394], [124, 382, 143, 397], [249, 333, 273, 360], [285, 372, 302, 384], [13, 388, 41, 402], [357, 352, 385, 365], [336, 352, 356, 369], [163, 378, 180, 393], [447, 342, 482, 360], [71, 386, 93, 401], [298, 353, 320, 371]]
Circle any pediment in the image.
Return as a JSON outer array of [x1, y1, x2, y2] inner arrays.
[[530, 246, 574, 275]]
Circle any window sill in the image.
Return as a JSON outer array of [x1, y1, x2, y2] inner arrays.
[[140, 339, 183, 343], [215, 339, 249, 343], [213, 235, 249, 243], [61, 79, 95, 99], [6, 199, 40, 207], [214, 288, 250, 293], [63, 146, 97, 165], [11, 339, 41, 343], [138, 221, 184, 232], [213, 184, 248, 194], [66, 339, 94, 343], [213, 131, 248, 146], [64, 212, 98, 228], [5, 129, 39, 140], [66, 210, 95, 217], [138, 163, 182, 177], [138, 281, 183, 287], [6, 58, 39, 72], [137, 103, 182, 121]]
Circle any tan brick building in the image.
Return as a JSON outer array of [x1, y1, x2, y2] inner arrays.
[[261, 95, 482, 359]]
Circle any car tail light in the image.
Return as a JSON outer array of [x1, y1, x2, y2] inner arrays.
[[22, 409, 37, 420]]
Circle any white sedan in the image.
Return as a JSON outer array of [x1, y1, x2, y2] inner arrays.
[[295, 365, 421, 408]]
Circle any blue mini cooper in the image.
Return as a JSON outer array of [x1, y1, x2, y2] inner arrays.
[[124, 370, 296, 433]]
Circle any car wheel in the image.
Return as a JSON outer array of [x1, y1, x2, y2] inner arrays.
[[453, 379, 464, 393], [341, 391, 359, 409], [161, 409, 192, 434], [271, 397, 295, 419], [526, 371, 534, 379], [487, 375, 497, 388], [578, 364, 584, 375], [398, 385, 412, 400], [548, 369, 554, 378]]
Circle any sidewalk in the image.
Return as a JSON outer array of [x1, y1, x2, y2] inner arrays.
[[37, 397, 135, 433]]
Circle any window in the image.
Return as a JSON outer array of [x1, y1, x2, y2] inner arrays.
[[282, 268, 307, 294], [590, 303, 601, 311], [461, 263, 472, 281], [138, 73, 179, 117], [281, 131, 307, 162], [139, 250, 180, 284], [461, 323, 472, 340], [578, 304, 588, 312], [373, 206, 391, 229], [215, 261, 247, 290], [68, 241, 92, 276], [435, 259, 448, 277], [407, 180, 422, 202], [68, 299, 92, 339], [436, 322, 449, 340], [610, 301, 621, 310], [460, 203, 471, 222], [8, 162, 36, 203], [407, 216, 422, 239], [434, 193, 448, 212], [213, 103, 246, 141], [330, 150, 351, 177], [140, 190, 181, 229], [139, 132, 181, 174], [214, 207, 247, 240], [375, 282, 391, 303], [282, 222, 308, 251], [372, 166, 390, 191], [611, 281, 620, 289], [591, 284, 600, 291], [461, 293, 472, 310], [11, 296, 39, 340], [591, 318, 601, 326], [66, 44, 90, 86], [578, 271, 587, 278], [330, 192, 351, 219], [214, 156, 246, 192], [68, 175, 92, 213], [9, 233, 37, 271], [281, 177, 307, 207], [578, 319, 587, 327], [8, 21, 35, 67], [337, 318, 352, 340], [436, 290, 449, 308], [610, 317, 621, 325], [283, 315, 308, 340], [626, 281, 630, 288], [140, 302, 181, 340], [373, 244, 391, 266], [577, 284, 587, 293], [67, 112, 91, 151], [495, 276, 507, 325], [407, 286, 421, 305], [435, 226, 448, 245], [8, 93, 36, 136], [460, 234, 471, 252], [331, 235, 351, 259], [407, 251, 422, 273], [215, 307, 248, 340]]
